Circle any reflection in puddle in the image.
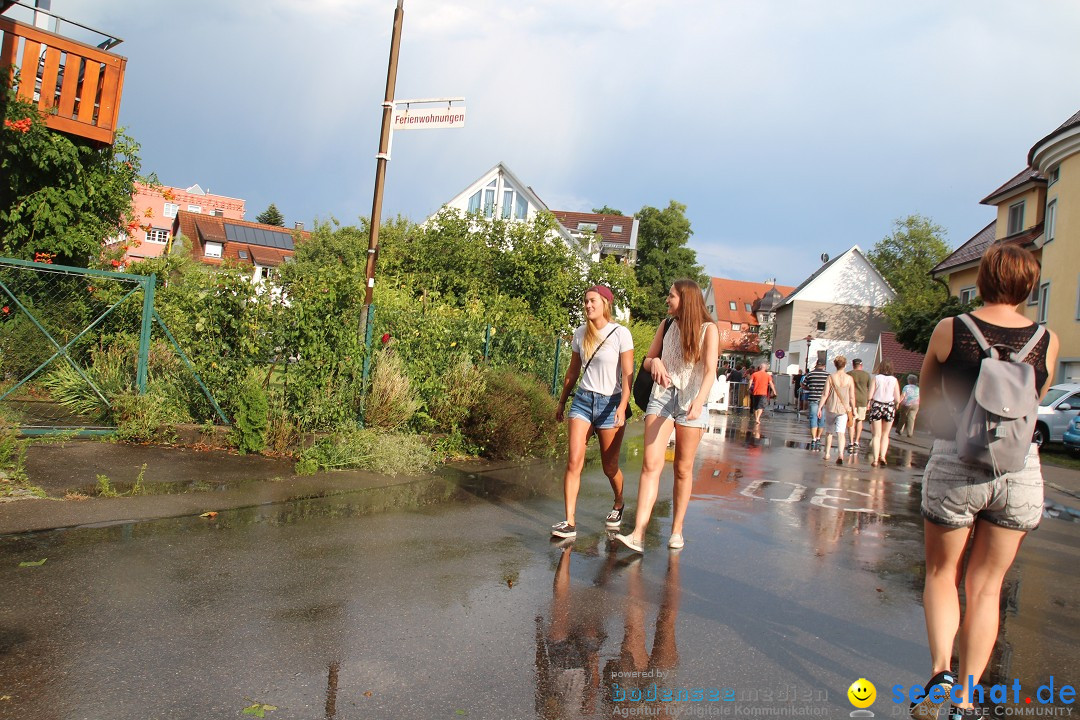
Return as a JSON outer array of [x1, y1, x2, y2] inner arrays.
[[535, 544, 683, 717]]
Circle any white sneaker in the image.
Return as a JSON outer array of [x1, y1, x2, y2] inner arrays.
[[614, 533, 643, 553], [668, 533, 685, 549]]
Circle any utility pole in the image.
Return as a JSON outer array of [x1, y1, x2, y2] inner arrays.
[[361, 0, 404, 392], [364, 0, 404, 308]]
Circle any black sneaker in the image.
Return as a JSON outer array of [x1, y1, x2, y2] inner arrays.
[[605, 506, 624, 528], [910, 671, 957, 720], [551, 521, 577, 538]]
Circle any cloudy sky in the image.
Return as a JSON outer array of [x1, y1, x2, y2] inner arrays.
[[36, 0, 1080, 285]]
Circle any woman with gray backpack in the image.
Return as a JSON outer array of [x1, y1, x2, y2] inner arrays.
[[911, 244, 1059, 720]]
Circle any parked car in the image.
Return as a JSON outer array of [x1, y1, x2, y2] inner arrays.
[[1063, 415, 1080, 456], [1035, 383, 1080, 446]]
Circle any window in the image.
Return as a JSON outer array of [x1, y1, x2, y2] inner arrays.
[[1037, 283, 1049, 324], [1048, 166, 1060, 186], [483, 179, 496, 218], [502, 190, 514, 219], [238, 250, 248, 259], [817, 321, 827, 331], [467, 189, 481, 213], [612, 225, 623, 233], [1007, 201, 1024, 235], [514, 193, 527, 220], [749, 325, 759, 333], [707, 305, 714, 314], [188, 205, 202, 214], [1029, 283, 1040, 306], [162, 203, 179, 218], [817, 350, 828, 366], [204, 241, 223, 259], [212, 208, 225, 217], [959, 287, 976, 304], [732, 323, 741, 331], [577, 222, 598, 232], [744, 303, 752, 312], [729, 301, 737, 311], [1045, 199, 1057, 243], [145, 228, 170, 244]]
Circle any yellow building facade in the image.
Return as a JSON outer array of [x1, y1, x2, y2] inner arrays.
[[933, 110, 1079, 382]]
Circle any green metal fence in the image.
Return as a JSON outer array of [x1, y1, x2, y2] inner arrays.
[[0, 257, 225, 435]]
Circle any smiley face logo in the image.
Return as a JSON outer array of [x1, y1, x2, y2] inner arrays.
[[847, 678, 876, 708]]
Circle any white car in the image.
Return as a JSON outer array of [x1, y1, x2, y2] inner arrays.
[[1035, 383, 1080, 446]]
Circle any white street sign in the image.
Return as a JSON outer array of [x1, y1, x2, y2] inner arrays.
[[392, 106, 466, 130]]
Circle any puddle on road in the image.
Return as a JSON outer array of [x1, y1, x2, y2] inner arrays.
[[1045, 501, 1080, 523]]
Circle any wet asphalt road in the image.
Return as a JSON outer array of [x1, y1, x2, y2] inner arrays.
[[1, 412, 1078, 720]]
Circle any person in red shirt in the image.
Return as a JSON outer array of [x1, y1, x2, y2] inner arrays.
[[748, 362, 775, 424]]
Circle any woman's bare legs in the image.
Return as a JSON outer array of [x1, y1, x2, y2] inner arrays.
[[595, 424, 627, 510], [561, 418, 593, 526], [953, 521, 1028, 707], [627, 414, 675, 545], [878, 418, 895, 463], [670, 423, 704, 537], [871, 419, 883, 465], [922, 519, 970, 681]]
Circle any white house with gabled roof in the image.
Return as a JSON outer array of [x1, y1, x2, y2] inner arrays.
[[771, 245, 896, 372]]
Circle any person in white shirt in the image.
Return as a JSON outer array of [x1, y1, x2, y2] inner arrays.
[[551, 285, 635, 540], [867, 359, 901, 467]]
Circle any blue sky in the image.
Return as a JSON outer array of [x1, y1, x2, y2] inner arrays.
[[38, 0, 1080, 285]]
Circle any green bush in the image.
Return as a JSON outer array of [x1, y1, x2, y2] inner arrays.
[[295, 425, 434, 475], [364, 350, 419, 431], [463, 368, 560, 460], [112, 391, 186, 443], [426, 354, 486, 431], [232, 373, 268, 454]]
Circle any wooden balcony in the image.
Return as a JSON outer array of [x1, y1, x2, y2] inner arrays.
[[0, 14, 126, 145]]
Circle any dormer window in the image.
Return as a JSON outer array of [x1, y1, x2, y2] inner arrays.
[[1007, 201, 1025, 235], [204, 241, 223, 259]]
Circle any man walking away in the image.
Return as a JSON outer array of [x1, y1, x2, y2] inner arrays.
[[749, 362, 775, 425], [848, 358, 872, 452], [802, 360, 830, 448]]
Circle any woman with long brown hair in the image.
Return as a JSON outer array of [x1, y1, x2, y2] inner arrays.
[[615, 279, 719, 553]]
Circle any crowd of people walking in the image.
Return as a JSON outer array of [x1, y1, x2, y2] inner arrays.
[[547, 244, 1058, 720]]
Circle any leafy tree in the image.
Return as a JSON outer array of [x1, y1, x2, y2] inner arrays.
[[893, 294, 978, 354], [256, 203, 285, 226], [867, 214, 954, 348], [632, 201, 706, 322], [1, 89, 143, 266], [592, 205, 625, 216]]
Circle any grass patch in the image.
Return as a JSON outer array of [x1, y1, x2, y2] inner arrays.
[[1041, 444, 1080, 471], [295, 426, 434, 476]]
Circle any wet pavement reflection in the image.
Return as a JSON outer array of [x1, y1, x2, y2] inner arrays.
[[0, 412, 1077, 719]]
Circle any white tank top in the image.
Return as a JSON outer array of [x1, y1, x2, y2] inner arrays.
[[658, 320, 709, 411]]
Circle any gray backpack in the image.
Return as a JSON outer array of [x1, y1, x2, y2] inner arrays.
[[953, 314, 1046, 476]]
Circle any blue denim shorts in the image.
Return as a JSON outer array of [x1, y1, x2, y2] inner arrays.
[[921, 440, 1043, 531], [568, 389, 622, 429], [644, 384, 708, 428], [808, 401, 822, 429]]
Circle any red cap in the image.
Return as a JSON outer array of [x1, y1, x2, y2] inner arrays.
[[586, 285, 614, 304]]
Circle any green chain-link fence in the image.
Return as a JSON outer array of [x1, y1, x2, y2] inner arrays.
[[0, 257, 225, 435]]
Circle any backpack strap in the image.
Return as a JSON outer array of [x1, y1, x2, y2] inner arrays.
[[956, 313, 991, 355], [956, 313, 1045, 362], [1013, 324, 1046, 362]]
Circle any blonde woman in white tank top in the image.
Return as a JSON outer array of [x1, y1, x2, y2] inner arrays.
[[615, 280, 719, 553]]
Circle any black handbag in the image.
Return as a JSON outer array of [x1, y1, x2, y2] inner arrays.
[[632, 318, 674, 410]]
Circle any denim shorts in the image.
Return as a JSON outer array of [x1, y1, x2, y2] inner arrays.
[[808, 401, 822, 429], [568, 389, 623, 429], [824, 411, 847, 434], [921, 440, 1043, 531], [644, 384, 708, 428]]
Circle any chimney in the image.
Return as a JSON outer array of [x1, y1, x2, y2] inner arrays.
[[294, 222, 304, 230]]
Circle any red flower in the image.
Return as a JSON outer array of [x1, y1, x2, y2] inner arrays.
[[110, 259, 122, 268], [4, 118, 32, 133], [381, 333, 391, 344], [2, 306, 9, 314]]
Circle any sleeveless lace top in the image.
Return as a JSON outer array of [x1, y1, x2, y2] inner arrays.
[[659, 320, 709, 411]]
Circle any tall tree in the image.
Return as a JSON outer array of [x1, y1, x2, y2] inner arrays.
[[632, 201, 706, 322], [256, 203, 285, 226], [867, 214, 954, 351], [1, 90, 143, 266], [592, 205, 625, 216]]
